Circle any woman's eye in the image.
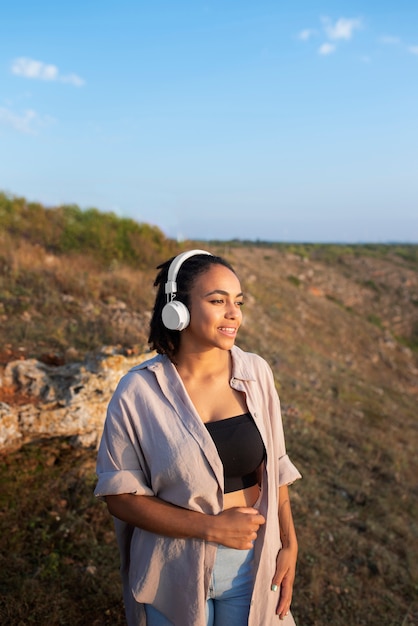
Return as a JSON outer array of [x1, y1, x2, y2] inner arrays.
[[209, 299, 244, 306]]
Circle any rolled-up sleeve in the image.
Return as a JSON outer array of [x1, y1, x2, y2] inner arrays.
[[278, 453, 302, 487], [258, 357, 302, 488], [95, 468, 154, 498], [94, 380, 154, 500]]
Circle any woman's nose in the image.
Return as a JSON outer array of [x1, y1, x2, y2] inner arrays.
[[225, 302, 241, 318]]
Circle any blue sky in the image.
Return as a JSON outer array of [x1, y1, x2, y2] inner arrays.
[[1, 1, 417, 242]]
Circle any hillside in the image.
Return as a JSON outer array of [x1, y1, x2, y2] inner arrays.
[[1, 197, 417, 625]]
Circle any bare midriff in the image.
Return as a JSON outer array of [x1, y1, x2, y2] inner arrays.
[[223, 483, 261, 509]]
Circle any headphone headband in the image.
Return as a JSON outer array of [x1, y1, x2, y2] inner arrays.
[[165, 249, 212, 301], [161, 249, 212, 331]]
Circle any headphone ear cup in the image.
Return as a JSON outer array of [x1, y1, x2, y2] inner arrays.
[[162, 300, 190, 331]]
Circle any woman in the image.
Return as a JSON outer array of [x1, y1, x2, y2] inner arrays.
[[95, 249, 301, 626]]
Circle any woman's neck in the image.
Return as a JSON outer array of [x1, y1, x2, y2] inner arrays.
[[174, 347, 231, 381]]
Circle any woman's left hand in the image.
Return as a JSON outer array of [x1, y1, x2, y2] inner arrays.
[[271, 545, 297, 620]]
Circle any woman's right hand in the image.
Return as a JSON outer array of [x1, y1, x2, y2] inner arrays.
[[206, 507, 266, 549], [106, 494, 265, 550]]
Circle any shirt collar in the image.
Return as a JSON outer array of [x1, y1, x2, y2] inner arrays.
[[136, 345, 256, 382], [230, 345, 256, 382]]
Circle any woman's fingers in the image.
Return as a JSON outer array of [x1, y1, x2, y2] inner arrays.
[[214, 507, 266, 548]]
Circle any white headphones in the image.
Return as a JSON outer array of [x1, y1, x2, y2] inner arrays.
[[161, 249, 213, 331]]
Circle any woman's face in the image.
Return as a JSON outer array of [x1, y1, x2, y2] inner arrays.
[[181, 264, 244, 351]]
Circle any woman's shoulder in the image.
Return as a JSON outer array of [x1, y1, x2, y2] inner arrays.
[[114, 352, 169, 392], [231, 345, 273, 376], [127, 351, 164, 373]]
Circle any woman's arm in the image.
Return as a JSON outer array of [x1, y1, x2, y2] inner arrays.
[[106, 493, 265, 550], [271, 484, 298, 620]]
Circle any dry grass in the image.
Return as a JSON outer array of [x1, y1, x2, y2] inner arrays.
[[1, 241, 418, 625], [0, 440, 125, 626], [0, 235, 156, 360]]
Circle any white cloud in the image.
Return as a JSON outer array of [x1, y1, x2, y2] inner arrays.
[[298, 29, 316, 41], [299, 16, 363, 57], [60, 73, 85, 87], [12, 57, 58, 80], [0, 106, 55, 134], [11, 57, 85, 86], [318, 43, 336, 56], [0, 107, 38, 134], [409, 45, 418, 55], [322, 17, 363, 41]]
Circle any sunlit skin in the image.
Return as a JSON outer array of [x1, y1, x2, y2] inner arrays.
[[178, 263, 244, 358]]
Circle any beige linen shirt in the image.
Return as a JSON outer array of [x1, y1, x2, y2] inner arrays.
[[95, 345, 301, 626]]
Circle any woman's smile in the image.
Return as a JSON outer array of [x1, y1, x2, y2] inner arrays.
[[218, 326, 238, 336]]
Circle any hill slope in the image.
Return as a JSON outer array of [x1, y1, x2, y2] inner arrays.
[[1, 201, 417, 625]]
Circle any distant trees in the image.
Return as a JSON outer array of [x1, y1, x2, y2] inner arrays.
[[0, 191, 177, 267]]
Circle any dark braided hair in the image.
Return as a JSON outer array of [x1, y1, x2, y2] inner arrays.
[[148, 252, 237, 362]]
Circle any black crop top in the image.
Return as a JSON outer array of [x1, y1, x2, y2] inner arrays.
[[205, 412, 266, 493]]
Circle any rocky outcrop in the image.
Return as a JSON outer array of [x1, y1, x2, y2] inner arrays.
[[0, 350, 154, 453]]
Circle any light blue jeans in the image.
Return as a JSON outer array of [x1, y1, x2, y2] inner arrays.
[[144, 544, 255, 626]]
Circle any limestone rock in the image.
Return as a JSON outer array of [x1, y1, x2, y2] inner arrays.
[[0, 350, 154, 453], [0, 401, 22, 450]]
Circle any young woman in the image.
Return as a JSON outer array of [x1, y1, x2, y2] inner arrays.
[[95, 250, 301, 626]]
